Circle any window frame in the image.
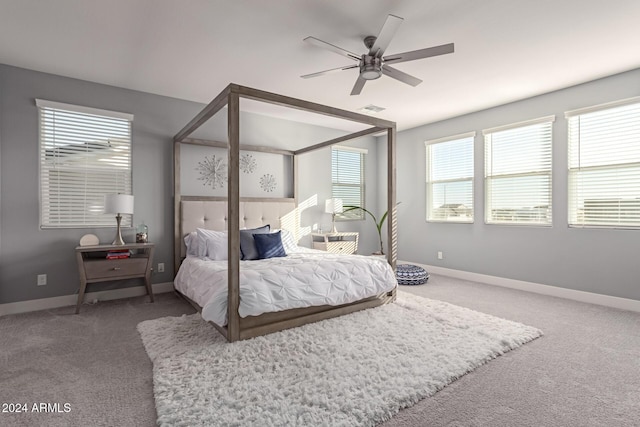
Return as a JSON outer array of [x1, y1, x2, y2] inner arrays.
[[331, 146, 366, 221], [566, 96, 640, 229], [483, 115, 555, 226], [37, 99, 134, 229], [425, 131, 475, 223]]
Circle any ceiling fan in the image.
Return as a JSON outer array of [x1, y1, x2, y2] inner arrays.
[[301, 14, 454, 95]]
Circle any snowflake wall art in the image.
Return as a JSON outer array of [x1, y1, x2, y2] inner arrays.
[[240, 154, 257, 174], [196, 155, 227, 189], [259, 174, 277, 192]]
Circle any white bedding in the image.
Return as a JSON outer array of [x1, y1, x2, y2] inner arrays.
[[174, 249, 397, 326]]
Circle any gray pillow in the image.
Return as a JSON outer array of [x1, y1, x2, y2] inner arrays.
[[239, 225, 270, 260]]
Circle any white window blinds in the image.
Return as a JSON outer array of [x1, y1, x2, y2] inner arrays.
[[38, 100, 133, 228], [567, 98, 640, 228], [484, 117, 554, 225], [425, 132, 475, 222], [332, 146, 365, 220]]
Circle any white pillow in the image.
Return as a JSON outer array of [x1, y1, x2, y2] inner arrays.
[[197, 228, 228, 260], [184, 231, 202, 257]]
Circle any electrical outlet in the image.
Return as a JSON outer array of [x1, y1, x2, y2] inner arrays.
[[37, 274, 47, 286], [437, 251, 443, 260], [157, 263, 165, 273]]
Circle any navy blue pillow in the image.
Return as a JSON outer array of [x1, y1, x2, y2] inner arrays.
[[239, 225, 270, 260], [253, 231, 286, 259]]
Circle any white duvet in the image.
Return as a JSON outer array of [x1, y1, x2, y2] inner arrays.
[[174, 250, 397, 326]]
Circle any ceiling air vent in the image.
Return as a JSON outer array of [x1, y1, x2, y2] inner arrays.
[[358, 104, 386, 114]]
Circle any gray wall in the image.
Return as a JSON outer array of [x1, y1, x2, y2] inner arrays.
[[0, 64, 194, 304], [0, 64, 379, 305], [381, 68, 640, 301]]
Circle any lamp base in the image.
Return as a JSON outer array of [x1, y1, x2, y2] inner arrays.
[[330, 213, 338, 234], [112, 214, 126, 245]]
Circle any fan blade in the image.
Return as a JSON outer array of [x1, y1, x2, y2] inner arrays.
[[369, 14, 403, 57], [304, 36, 360, 61], [384, 43, 454, 65], [350, 76, 367, 96], [382, 66, 422, 86], [301, 64, 358, 79]]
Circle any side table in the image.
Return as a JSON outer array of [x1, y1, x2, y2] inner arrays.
[[75, 243, 155, 313]]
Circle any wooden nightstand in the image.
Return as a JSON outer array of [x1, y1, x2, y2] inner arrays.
[[75, 243, 155, 314], [311, 232, 359, 254]]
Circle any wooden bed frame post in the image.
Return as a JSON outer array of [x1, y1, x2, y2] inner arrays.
[[173, 141, 181, 274], [387, 127, 397, 271], [227, 90, 241, 342], [293, 154, 299, 205]]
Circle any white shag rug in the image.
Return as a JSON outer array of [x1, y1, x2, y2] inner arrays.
[[138, 292, 542, 427]]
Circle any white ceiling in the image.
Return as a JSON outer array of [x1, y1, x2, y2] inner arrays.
[[1, 0, 639, 131]]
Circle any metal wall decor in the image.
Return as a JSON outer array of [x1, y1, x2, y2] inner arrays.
[[181, 143, 291, 198], [259, 174, 277, 192], [240, 153, 257, 174], [196, 154, 227, 189]]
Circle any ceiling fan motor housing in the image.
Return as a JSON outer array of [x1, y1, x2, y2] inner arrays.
[[360, 54, 382, 80]]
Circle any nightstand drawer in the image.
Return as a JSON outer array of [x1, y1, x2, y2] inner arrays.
[[314, 241, 357, 254], [328, 241, 357, 254], [311, 232, 359, 254], [84, 258, 148, 280]]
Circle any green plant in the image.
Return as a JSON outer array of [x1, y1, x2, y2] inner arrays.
[[343, 203, 400, 255]]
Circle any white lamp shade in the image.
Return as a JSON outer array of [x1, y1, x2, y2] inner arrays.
[[325, 198, 343, 214], [104, 194, 134, 215]]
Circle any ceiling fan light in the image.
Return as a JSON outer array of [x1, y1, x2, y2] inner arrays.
[[361, 66, 382, 80], [360, 55, 383, 80]]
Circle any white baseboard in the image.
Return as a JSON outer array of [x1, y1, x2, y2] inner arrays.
[[6, 265, 639, 316], [402, 261, 640, 313], [0, 282, 175, 317]]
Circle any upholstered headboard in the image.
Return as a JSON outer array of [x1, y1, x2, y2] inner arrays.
[[179, 198, 297, 258]]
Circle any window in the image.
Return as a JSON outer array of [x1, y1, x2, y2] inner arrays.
[[331, 146, 366, 220], [567, 97, 640, 228], [38, 100, 133, 228], [484, 116, 554, 225], [425, 132, 475, 222]]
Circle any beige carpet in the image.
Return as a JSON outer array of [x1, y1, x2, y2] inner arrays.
[[1, 275, 639, 426]]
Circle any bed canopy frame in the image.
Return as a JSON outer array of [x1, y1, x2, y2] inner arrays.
[[174, 83, 397, 342]]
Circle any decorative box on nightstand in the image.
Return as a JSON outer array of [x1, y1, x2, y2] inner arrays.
[[311, 232, 359, 254], [74, 243, 155, 313]]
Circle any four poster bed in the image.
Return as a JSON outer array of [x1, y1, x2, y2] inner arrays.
[[173, 83, 398, 342]]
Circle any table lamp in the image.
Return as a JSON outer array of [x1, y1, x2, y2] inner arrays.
[[324, 198, 343, 234], [104, 194, 134, 245]]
